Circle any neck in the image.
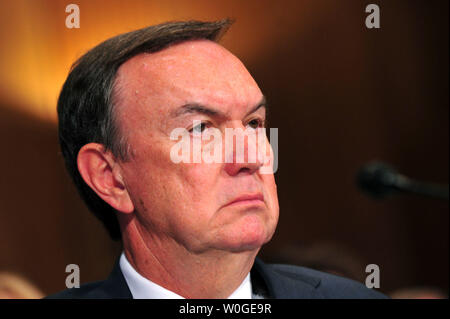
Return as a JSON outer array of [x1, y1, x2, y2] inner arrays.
[[120, 215, 259, 298]]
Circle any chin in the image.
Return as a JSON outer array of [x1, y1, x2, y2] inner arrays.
[[218, 215, 274, 253], [219, 241, 264, 253]]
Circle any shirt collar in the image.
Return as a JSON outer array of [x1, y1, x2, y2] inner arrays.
[[119, 252, 253, 299]]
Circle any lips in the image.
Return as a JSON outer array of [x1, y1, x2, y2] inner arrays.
[[224, 193, 265, 207]]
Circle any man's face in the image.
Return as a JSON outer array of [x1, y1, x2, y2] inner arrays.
[[114, 40, 279, 254]]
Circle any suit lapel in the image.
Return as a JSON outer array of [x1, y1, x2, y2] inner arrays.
[[94, 256, 321, 299], [251, 257, 322, 299]]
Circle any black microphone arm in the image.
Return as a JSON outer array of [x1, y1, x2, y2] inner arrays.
[[356, 161, 449, 200]]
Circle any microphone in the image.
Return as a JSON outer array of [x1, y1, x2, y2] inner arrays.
[[356, 161, 449, 200]]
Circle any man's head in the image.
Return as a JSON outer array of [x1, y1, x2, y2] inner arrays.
[[58, 20, 279, 254]]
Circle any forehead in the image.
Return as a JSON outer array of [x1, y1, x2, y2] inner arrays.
[[113, 40, 262, 121]]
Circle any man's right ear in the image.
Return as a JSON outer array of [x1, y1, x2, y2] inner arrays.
[[77, 143, 134, 214]]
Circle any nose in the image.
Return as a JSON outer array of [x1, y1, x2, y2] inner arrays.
[[223, 125, 265, 176]]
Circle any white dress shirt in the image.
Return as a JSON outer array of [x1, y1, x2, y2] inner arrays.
[[119, 252, 254, 299]]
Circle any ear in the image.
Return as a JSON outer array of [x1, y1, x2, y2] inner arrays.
[[77, 143, 134, 214]]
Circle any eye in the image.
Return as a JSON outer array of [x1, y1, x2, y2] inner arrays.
[[247, 118, 264, 129], [189, 122, 208, 134]]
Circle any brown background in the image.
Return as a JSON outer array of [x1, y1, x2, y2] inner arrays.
[[0, 0, 448, 296]]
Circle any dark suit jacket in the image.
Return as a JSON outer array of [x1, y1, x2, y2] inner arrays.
[[46, 257, 387, 299]]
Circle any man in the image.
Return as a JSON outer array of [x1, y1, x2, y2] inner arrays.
[[49, 19, 386, 299]]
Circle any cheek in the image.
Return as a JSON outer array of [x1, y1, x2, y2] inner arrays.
[[262, 174, 278, 205], [178, 163, 222, 198], [261, 175, 280, 231], [124, 152, 223, 220]]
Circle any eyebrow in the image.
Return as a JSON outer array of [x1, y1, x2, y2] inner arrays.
[[171, 96, 267, 119]]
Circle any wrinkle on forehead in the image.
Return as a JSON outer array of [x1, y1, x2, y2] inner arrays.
[[118, 40, 242, 80], [113, 40, 262, 135], [117, 40, 258, 98]]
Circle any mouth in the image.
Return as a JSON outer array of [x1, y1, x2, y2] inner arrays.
[[224, 193, 265, 208]]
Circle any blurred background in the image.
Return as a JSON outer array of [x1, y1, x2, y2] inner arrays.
[[0, 0, 447, 298]]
